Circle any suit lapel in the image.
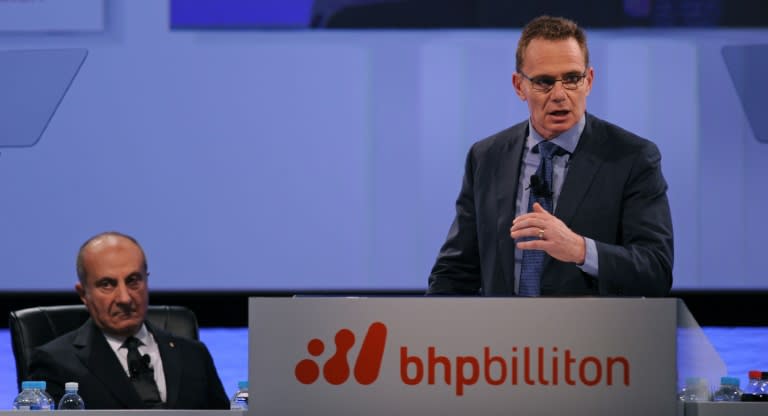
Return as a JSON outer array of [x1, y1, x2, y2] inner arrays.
[[540, 114, 603, 274], [554, 114, 605, 226], [74, 320, 144, 408], [496, 123, 527, 290], [149, 323, 182, 408]]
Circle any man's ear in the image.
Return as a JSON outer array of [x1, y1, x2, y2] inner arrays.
[[512, 72, 526, 101], [75, 282, 87, 304], [584, 66, 595, 96]]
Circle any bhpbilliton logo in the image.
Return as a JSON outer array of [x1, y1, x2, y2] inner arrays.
[[294, 321, 631, 396], [295, 322, 387, 385]]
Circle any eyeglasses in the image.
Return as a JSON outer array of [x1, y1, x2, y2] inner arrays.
[[518, 70, 588, 93]]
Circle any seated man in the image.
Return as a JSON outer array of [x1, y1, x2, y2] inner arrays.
[[28, 231, 230, 409]]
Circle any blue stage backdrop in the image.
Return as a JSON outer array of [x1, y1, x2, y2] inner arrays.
[[1, 1, 767, 292]]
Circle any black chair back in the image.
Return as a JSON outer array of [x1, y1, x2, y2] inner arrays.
[[8, 305, 199, 387]]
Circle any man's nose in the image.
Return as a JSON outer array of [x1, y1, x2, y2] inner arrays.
[[114, 283, 132, 304], [550, 81, 567, 100]]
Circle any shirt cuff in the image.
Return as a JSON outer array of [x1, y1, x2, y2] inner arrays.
[[577, 237, 599, 277]]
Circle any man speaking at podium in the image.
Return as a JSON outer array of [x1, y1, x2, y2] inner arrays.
[[27, 232, 230, 409], [427, 16, 673, 297]]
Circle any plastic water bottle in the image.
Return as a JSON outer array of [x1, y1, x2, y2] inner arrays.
[[12, 381, 43, 410], [742, 371, 761, 393], [713, 376, 741, 401], [58, 382, 85, 410], [741, 370, 768, 401], [678, 377, 709, 402], [230, 380, 248, 410], [29, 381, 52, 410], [757, 372, 768, 401], [38, 381, 55, 410]]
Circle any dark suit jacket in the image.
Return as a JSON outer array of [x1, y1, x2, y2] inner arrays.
[[427, 113, 673, 296], [27, 319, 230, 409]]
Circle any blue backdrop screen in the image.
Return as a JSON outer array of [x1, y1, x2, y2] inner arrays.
[[2, 2, 767, 291]]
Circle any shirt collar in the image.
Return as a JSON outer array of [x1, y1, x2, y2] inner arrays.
[[527, 114, 585, 154], [103, 322, 151, 348]]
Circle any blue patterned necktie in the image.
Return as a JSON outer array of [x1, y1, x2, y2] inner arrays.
[[518, 141, 561, 296]]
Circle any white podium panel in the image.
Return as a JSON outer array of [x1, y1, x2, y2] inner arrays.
[[248, 297, 678, 416]]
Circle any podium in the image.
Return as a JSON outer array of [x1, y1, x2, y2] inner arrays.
[[248, 297, 726, 416]]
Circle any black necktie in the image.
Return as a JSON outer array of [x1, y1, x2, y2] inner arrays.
[[123, 336, 163, 408]]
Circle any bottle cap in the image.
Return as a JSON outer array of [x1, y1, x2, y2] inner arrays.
[[20, 381, 35, 389], [748, 370, 762, 379], [65, 382, 79, 391], [26, 381, 45, 390], [720, 376, 739, 386], [237, 380, 248, 389]]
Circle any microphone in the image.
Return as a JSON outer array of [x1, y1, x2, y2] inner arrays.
[[528, 175, 552, 198], [141, 354, 156, 374], [129, 361, 140, 377], [130, 354, 153, 377]]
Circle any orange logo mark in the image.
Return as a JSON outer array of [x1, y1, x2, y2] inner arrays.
[[295, 322, 387, 385]]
